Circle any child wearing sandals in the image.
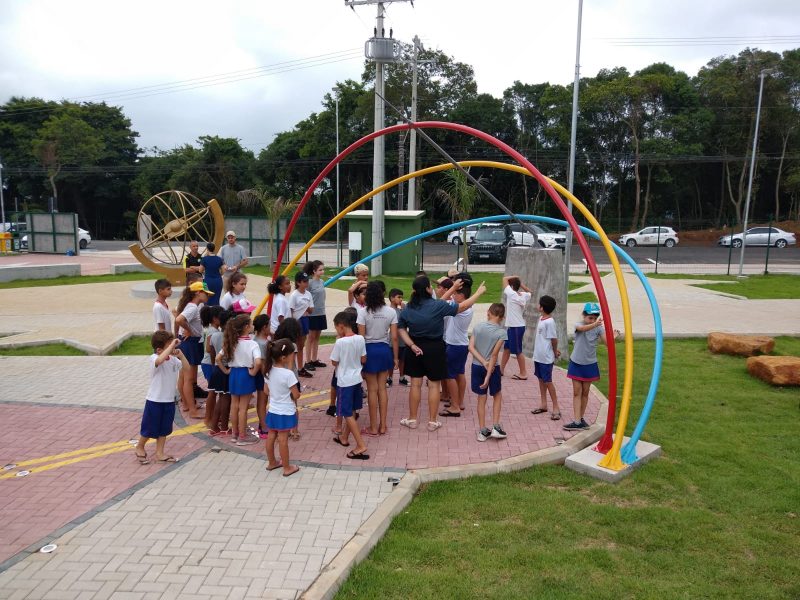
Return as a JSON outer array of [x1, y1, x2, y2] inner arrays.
[[264, 338, 301, 477], [135, 330, 189, 465], [219, 314, 261, 446], [563, 302, 620, 431], [500, 275, 532, 379], [207, 310, 234, 436], [469, 303, 509, 442], [330, 311, 369, 460], [252, 314, 271, 439], [531, 295, 562, 421], [273, 318, 303, 441]]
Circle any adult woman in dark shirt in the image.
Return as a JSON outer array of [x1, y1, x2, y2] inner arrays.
[[398, 276, 486, 432], [199, 242, 224, 306]]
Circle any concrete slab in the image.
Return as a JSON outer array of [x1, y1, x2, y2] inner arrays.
[[564, 437, 662, 483]]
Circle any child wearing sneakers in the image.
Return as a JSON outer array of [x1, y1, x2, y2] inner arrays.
[[289, 271, 315, 378], [387, 288, 407, 386], [439, 280, 473, 417], [564, 302, 620, 431], [330, 311, 369, 460], [468, 303, 508, 442], [532, 295, 562, 420]]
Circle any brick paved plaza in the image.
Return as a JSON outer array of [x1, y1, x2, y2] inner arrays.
[[0, 347, 600, 599]]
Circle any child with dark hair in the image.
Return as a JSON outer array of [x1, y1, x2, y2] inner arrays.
[[264, 338, 301, 477], [175, 281, 213, 419], [153, 279, 173, 332], [134, 330, 188, 464], [268, 275, 292, 333], [218, 314, 261, 445], [500, 275, 533, 379], [289, 271, 314, 377], [200, 304, 223, 428], [469, 303, 508, 442], [207, 310, 235, 435], [252, 314, 271, 438], [331, 311, 369, 460], [388, 288, 407, 386], [531, 294, 561, 421], [273, 317, 303, 441]]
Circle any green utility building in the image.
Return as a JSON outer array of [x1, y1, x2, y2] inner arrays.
[[344, 210, 425, 275]]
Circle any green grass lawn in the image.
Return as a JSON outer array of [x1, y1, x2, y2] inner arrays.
[[0, 271, 158, 289], [567, 291, 599, 303], [0, 343, 85, 356], [336, 337, 800, 599], [694, 274, 800, 300]]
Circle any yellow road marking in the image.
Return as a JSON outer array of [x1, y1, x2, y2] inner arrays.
[[1, 390, 331, 479]]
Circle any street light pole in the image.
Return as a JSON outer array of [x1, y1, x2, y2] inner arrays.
[[335, 95, 341, 268], [737, 68, 773, 278], [0, 158, 6, 230], [563, 0, 583, 285]]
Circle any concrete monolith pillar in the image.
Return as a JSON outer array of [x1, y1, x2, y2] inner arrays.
[[504, 247, 568, 361]]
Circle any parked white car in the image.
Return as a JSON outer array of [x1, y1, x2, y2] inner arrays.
[[447, 225, 482, 245], [619, 226, 679, 248], [21, 228, 92, 250], [717, 227, 796, 248], [508, 222, 567, 249]]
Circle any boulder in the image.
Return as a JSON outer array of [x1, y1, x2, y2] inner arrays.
[[707, 332, 775, 356], [746, 356, 800, 386]]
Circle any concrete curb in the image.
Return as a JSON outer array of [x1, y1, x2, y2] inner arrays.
[[0, 330, 152, 355], [301, 393, 608, 600]]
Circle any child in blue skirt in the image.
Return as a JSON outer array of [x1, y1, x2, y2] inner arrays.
[[219, 314, 261, 445], [264, 338, 301, 477], [564, 302, 620, 431], [135, 330, 189, 464]]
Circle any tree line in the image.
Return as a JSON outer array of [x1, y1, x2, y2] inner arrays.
[[0, 46, 798, 239]]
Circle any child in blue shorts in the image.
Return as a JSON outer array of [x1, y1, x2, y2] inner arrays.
[[532, 295, 562, 420], [135, 330, 189, 464], [468, 303, 508, 442], [264, 338, 301, 477], [330, 311, 369, 460], [564, 302, 620, 431]]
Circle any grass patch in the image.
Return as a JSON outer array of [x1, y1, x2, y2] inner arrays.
[[648, 273, 736, 280], [336, 337, 800, 599], [0, 271, 158, 289], [111, 336, 153, 355], [568, 291, 598, 303], [0, 343, 86, 356], [694, 274, 800, 300]]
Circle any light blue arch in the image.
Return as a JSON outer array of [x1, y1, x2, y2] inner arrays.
[[325, 214, 662, 464]]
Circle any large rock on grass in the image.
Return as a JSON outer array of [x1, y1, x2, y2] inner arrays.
[[746, 356, 800, 386], [707, 332, 774, 356]]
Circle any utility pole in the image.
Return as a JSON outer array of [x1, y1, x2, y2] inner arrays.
[[335, 95, 341, 267], [397, 121, 407, 210], [0, 157, 6, 230], [407, 35, 423, 211], [563, 0, 583, 286], [345, 0, 411, 275]]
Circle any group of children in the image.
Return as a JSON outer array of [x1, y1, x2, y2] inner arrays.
[[140, 261, 619, 468]]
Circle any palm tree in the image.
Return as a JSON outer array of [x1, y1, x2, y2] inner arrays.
[[436, 169, 486, 270], [237, 188, 299, 267]]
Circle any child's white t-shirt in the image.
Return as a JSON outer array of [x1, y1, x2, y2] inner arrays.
[[153, 301, 171, 332], [270, 294, 291, 333], [289, 289, 314, 320], [229, 338, 261, 368], [444, 301, 472, 346], [503, 285, 531, 328], [330, 334, 366, 387], [220, 291, 245, 311], [533, 316, 558, 364], [146, 354, 182, 403], [265, 366, 298, 416]]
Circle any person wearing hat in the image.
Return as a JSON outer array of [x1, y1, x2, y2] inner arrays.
[[219, 230, 248, 284], [563, 302, 621, 431], [174, 281, 214, 419]]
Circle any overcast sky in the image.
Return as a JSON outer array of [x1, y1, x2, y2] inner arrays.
[[1, 0, 798, 152]]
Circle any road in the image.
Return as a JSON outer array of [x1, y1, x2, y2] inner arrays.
[[89, 239, 799, 267]]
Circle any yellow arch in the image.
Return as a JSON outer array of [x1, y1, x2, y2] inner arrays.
[[259, 161, 634, 470]]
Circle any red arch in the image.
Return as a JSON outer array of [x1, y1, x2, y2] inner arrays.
[[269, 122, 618, 452]]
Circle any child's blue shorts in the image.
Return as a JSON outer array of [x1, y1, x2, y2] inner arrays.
[[567, 360, 600, 382], [504, 326, 525, 355], [534, 361, 554, 383], [445, 344, 469, 379], [140, 400, 175, 438], [336, 383, 361, 417], [201, 363, 213, 384], [364, 342, 393, 373], [229, 366, 256, 395], [470, 364, 501, 396], [266, 411, 298, 431], [299, 316, 310, 336]]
